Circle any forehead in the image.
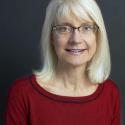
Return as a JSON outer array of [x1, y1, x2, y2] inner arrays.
[[57, 16, 93, 26], [54, 10, 93, 26]]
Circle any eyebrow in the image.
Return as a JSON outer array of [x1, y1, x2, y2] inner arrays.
[[57, 22, 73, 26], [57, 22, 95, 26]]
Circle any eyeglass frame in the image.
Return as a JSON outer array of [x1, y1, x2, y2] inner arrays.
[[51, 23, 99, 35]]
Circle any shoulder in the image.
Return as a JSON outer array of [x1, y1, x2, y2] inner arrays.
[[8, 74, 34, 98], [5, 75, 35, 116], [103, 79, 121, 98], [103, 79, 120, 91]]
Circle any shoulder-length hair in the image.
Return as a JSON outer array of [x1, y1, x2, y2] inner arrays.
[[33, 0, 111, 84]]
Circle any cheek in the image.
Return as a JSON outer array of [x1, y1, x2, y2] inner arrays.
[[52, 35, 66, 56], [86, 36, 97, 53], [91, 39, 96, 50], [90, 38, 97, 55], [52, 34, 68, 47]]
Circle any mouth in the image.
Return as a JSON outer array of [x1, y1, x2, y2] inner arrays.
[[65, 49, 87, 55]]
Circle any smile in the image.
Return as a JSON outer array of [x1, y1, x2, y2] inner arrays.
[[65, 49, 87, 55]]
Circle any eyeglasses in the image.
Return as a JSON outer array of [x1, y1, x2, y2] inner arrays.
[[52, 23, 99, 35]]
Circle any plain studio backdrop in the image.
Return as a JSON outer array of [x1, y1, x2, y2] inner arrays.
[[0, 0, 125, 124]]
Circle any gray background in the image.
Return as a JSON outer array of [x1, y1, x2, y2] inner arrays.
[[0, 0, 125, 124]]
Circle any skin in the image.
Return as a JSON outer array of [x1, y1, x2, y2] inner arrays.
[[37, 15, 98, 96]]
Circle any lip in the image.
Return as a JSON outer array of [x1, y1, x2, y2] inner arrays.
[[65, 49, 87, 55], [65, 49, 87, 52]]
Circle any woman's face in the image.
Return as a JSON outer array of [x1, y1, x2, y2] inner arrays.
[[51, 15, 97, 68]]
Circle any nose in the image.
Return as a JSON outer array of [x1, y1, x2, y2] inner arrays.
[[69, 29, 82, 44]]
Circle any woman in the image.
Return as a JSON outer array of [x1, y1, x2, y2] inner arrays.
[[5, 0, 121, 125]]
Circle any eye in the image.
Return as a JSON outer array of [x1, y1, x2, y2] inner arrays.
[[56, 26, 71, 33], [81, 25, 93, 31]]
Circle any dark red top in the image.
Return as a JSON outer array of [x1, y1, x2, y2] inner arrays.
[[4, 75, 121, 125]]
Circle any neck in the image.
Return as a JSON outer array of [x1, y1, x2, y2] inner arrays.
[[51, 62, 91, 91]]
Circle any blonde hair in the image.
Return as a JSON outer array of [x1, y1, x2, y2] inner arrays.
[[33, 0, 111, 84]]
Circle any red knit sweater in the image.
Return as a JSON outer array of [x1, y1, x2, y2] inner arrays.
[[5, 75, 121, 125]]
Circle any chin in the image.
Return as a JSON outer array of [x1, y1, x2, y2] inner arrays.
[[64, 60, 88, 67]]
